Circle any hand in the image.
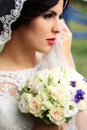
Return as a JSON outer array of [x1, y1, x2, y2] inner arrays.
[[32, 120, 68, 130], [57, 19, 74, 68], [76, 112, 87, 130], [58, 19, 72, 57]]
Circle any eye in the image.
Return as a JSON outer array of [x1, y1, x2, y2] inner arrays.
[[43, 13, 54, 19]]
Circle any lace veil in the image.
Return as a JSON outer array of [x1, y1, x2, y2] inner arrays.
[[0, 0, 26, 45]]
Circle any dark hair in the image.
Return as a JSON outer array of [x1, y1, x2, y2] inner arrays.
[[11, 0, 69, 31]]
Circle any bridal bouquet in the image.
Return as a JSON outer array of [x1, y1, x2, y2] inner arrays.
[[17, 67, 87, 125]]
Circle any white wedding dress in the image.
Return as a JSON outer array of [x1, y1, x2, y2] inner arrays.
[[0, 41, 76, 130], [0, 65, 42, 130]]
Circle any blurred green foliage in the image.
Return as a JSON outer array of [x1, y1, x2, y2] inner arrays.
[[72, 39, 87, 78], [69, 21, 87, 32]]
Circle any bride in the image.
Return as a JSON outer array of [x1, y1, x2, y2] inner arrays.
[[0, 0, 87, 130]]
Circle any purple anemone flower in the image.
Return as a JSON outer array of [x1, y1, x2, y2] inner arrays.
[[70, 81, 76, 87], [74, 89, 85, 103]]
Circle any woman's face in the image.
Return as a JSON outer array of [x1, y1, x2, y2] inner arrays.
[[18, 0, 63, 53]]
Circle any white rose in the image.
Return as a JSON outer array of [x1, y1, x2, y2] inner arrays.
[[18, 99, 29, 113], [18, 93, 32, 113]]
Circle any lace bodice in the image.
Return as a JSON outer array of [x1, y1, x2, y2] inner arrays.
[[0, 63, 43, 130], [0, 63, 43, 97]]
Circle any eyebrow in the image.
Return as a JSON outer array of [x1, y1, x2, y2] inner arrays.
[[47, 10, 57, 16]]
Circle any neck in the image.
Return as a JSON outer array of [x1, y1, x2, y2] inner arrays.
[[0, 32, 38, 70]]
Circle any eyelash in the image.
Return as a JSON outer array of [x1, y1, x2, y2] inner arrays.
[[43, 13, 63, 19], [43, 13, 54, 19]]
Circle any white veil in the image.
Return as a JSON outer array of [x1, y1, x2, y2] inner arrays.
[[42, 36, 75, 69]]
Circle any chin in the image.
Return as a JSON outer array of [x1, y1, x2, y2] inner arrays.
[[37, 46, 52, 53], [42, 48, 52, 53]]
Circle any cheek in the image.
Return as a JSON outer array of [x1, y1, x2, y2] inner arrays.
[[28, 20, 51, 37], [21, 19, 52, 46], [30, 26, 45, 36]]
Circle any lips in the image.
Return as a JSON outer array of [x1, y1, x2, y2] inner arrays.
[[47, 38, 56, 45]]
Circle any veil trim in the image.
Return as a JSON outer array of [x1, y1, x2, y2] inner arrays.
[[0, 0, 26, 45]]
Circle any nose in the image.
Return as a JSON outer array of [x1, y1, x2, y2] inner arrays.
[[52, 26, 59, 33], [52, 18, 60, 34]]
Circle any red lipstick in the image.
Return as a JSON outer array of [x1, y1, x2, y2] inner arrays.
[[47, 38, 56, 45]]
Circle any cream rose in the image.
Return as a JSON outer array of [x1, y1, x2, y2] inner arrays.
[[51, 86, 65, 100], [28, 97, 42, 117], [48, 108, 65, 125]]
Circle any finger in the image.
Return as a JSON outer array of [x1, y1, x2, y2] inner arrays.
[[60, 123, 68, 130], [59, 19, 70, 32]]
